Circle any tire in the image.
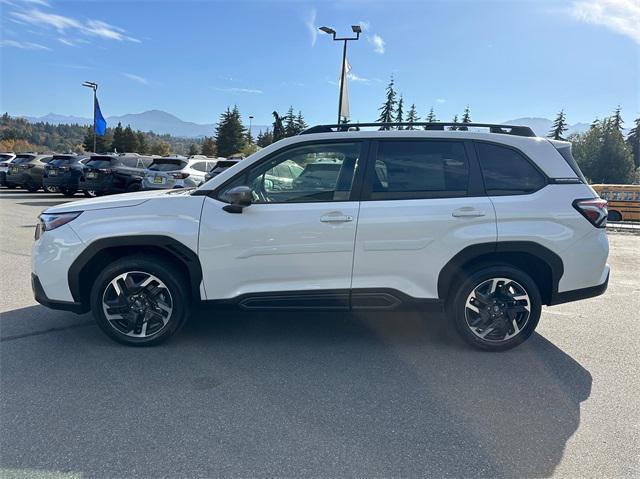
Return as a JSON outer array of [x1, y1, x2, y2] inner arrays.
[[607, 210, 622, 222], [26, 182, 40, 193], [127, 182, 141, 192], [90, 255, 191, 346], [60, 187, 77, 197], [6, 183, 17, 189], [44, 185, 59, 193], [83, 190, 97, 198], [448, 264, 542, 351]]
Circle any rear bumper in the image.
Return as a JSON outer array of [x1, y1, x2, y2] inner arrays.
[[32, 273, 87, 314], [549, 270, 609, 306], [43, 175, 80, 189], [80, 176, 116, 192], [6, 173, 29, 185]]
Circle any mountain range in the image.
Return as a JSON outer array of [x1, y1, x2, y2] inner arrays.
[[21, 110, 599, 138]]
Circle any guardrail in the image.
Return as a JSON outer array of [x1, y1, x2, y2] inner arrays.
[[607, 221, 640, 233]]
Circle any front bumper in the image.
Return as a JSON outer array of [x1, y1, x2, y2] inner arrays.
[[32, 273, 87, 313]]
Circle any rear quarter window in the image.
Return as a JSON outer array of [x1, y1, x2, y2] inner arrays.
[[475, 142, 546, 195]]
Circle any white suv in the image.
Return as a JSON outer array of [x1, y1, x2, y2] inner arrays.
[[143, 156, 219, 189], [31, 123, 609, 351]]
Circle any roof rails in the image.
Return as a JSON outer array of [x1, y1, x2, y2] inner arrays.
[[300, 122, 536, 138]]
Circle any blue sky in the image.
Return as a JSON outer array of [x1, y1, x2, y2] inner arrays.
[[1, 0, 638, 128]]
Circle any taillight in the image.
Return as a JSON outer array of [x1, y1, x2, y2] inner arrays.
[[171, 172, 190, 179], [573, 198, 607, 228]]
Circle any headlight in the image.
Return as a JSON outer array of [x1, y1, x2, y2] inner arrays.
[[35, 212, 82, 240]]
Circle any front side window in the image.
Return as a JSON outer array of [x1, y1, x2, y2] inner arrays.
[[218, 142, 361, 203], [370, 140, 469, 200], [476, 143, 546, 195]]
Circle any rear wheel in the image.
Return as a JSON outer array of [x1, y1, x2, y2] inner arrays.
[[83, 190, 98, 197], [60, 187, 77, 197], [26, 182, 40, 193], [448, 265, 541, 351], [90, 256, 191, 346], [127, 182, 141, 192], [44, 185, 59, 193], [607, 210, 622, 222]]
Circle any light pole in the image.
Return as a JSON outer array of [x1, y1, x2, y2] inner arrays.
[[249, 115, 254, 141], [319, 25, 361, 124], [82, 81, 98, 152]]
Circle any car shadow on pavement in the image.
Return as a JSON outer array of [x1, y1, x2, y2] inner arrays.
[[0, 305, 592, 478]]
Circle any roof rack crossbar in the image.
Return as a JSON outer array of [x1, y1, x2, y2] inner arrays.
[[300, 122, 536, 137]]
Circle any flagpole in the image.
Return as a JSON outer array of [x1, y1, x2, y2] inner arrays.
[[337, 39, 347, 124], [92, 87, 97, 153]]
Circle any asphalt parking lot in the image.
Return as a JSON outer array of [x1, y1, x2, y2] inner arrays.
[[0, 189, 638, 479]]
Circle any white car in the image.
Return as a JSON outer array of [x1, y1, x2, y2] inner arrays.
[[143, 156, 219, 189], [32, 122, 609, 350]]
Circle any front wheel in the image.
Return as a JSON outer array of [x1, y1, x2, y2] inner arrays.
[[448, 265, 541, 351], [90, 256, 191, 346], [60, 187, 77, 197], [44, 185, 59, 193], [26, 182, 40, 193]]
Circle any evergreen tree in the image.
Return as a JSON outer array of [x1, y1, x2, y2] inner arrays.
[[215, 106, 246, 157], [424, 107, 436, 127], [201, 137, 216, 156], [626, 117, 640, 168], [149, 141, 171, 156], [284, 106, 297, 137], [376, 76, 396, 129], [590, 118, 600, 130], [136, 132, 148, 154], [256, 129, 274, 148], [459, 105, 471, 131], [83, 127, 111, 153], [450, 115, 459, 131], [405, 104, 419, 130], [611, 106, 624, 132], [295, 111, 307, 133], [395, 95, 404, 129], [272, 111, 286, 141], [111, 122, 125, 152], [548, 110, 568, 140], [188, 144, 200, 156], [572, 119, 634, 183], [122, 125, 139, 152]]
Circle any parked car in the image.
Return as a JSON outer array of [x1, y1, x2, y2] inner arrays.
[[79, 154, 153, 195], [42, 154, 89, 197], [5, 153, 54, 192], [32, 122, 609, 350], [0, 153, 17, 187], [142, 156, 218, 190], [203, 159, 241, 182]]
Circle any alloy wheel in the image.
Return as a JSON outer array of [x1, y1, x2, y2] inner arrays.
[[464, 277, 531, 342], [102, 271, 174, 338]]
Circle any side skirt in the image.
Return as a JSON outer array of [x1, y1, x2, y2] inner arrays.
[[201, 288, 444, 313]]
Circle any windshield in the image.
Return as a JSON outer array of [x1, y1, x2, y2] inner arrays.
[[86, 157, 115, 168], [0, 154, 13, 161], [49, 157, 77, 166], [12, 155, 35, 165], [148, 159, 187, 171]]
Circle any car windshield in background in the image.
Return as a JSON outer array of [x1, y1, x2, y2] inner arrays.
[[0, 154, 13, 161], [12, 155, 35, 164], [149, 160, 187, 171], [86, 158, 114, 168]]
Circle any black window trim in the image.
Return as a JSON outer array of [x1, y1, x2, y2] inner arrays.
[[472, 139, 549, 196], [210, 138, 370, 204], [359, 138, 483, 202]]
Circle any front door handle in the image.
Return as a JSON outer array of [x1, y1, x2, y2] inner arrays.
[[320, 214, 353, 223], [452, 207, 486, 218]]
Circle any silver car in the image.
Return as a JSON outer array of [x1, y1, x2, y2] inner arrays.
[[143, 156, 220, 189]]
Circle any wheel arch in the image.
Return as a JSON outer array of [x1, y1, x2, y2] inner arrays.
[[438, 242, 564, 305], [68, 235, 203, 307]]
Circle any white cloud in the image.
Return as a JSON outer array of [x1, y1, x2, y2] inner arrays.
[[571, 0, 640, 43], [122, 73, 148, 85], [9, 8, 140, 43], [215, 87, 263, 94], [305, 8, 318, 47], [368, 33, 385, 54], [358, 20, 370, 31], [436, 98, 446, 104], [0, 39, 50, 50], [347, 73, 370, 82]]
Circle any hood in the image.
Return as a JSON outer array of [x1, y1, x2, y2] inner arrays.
[[44, 188, 182, 214]]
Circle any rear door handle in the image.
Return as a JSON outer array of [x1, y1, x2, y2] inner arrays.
[[320, 214, 353, 223], [452, 207, 486, 218]]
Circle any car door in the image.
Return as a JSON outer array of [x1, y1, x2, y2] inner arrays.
[[351, 138, 496, 303], [199, 140, 365, 306]]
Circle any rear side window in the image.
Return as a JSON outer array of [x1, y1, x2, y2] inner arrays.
[[191, 162, 208, 172], [371, 140, 469, 200], [149, 160, 187, 171], [475, 143, 546, 195], [121, 157, 140, 168], [86, 157, 115, 168]]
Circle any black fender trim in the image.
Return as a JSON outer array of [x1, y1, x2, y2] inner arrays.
[[549, 271, 609, 305], [68, 235, 203, 304], [437, 241, 564, 302]]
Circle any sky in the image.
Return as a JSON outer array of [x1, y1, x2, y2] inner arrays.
[[0, 0, 638, 128]]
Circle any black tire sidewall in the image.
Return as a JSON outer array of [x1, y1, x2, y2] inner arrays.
[[90, 256, 190, 346], [127, 181, 141, 192], [450, 265, 542, 351]]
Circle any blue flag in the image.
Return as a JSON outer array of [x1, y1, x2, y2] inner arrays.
[[94, 98, 107, 136]]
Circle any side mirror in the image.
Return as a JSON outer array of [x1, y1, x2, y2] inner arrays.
[[222, 185, 253, 213]]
